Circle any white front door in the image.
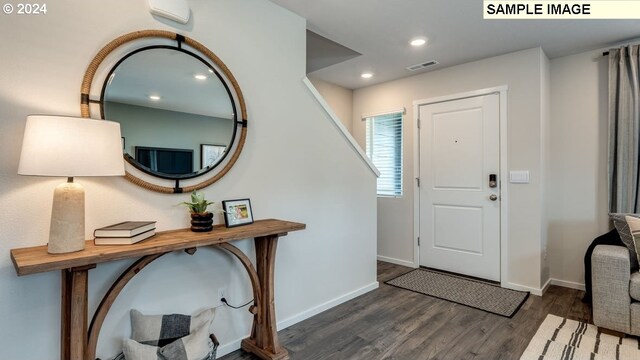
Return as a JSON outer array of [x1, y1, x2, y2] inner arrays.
[[418, 94, 500, 281]]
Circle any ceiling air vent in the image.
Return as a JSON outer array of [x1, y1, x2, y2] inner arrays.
[[406, 60, 439, 71]]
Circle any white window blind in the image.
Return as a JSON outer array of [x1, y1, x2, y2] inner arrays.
[[365, 112, 403, 196]]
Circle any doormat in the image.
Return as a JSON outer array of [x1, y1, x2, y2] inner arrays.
[[520, 314, 640, 360], [385, 268, 528, 317]]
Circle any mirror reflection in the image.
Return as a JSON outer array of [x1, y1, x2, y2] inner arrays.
[[102, 47, 236, 179]]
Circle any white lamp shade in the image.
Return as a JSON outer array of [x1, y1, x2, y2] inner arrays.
[[18, 115, 125, 177]]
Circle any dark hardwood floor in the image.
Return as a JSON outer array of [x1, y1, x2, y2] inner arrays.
[[220, 261, 592, 360]]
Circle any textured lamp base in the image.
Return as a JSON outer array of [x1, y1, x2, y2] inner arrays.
[[48, 181, 85, 254]]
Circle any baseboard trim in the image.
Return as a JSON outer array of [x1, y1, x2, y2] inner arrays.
[[215, 281, 380, 357], [503, 281, 544, 296], [377, 255, 417, 268], [500, 278, 585, 298], [277, 281, 379, 330], [217, 338, 244, 358], [550, 278, 585, 291], [541, 278, 552, 295]]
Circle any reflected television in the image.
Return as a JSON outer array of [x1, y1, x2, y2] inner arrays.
[[135, 146, 193, 175]]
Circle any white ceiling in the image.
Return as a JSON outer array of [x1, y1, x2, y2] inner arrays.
[[270, 0, 640, 89], [105, 48, 234, 119]]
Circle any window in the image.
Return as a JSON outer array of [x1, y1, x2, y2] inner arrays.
[[365, 112, 403, 196]]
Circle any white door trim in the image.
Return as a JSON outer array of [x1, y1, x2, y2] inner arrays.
[[412, 86, 509, 287]]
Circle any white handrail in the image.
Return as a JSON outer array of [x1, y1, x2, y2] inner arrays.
[[302, 77, 380, 177]]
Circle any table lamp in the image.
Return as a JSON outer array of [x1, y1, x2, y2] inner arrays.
[[18, 115, 125, 254]]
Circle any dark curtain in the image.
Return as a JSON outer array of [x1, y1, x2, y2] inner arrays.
[[609, 45, 640, 213]]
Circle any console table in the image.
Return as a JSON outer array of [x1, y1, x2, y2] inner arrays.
[[11, 218, 306, 360]]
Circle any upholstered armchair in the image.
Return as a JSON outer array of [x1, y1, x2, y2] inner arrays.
[[592, 245, 640, 335]]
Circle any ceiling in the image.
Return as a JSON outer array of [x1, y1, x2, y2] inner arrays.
[[106, 48, 233, 119], [270, 0, 640, 89]]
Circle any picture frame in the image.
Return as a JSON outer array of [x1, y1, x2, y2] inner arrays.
[[201, 144, 227, 168], [222, 199, 254, 228]]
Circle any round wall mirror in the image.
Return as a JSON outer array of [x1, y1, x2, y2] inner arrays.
[[102, 47, 237, 179], [81, 31, 247, 193]]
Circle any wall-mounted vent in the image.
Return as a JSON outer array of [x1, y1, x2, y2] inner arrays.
[[406, 60, 439, 72]]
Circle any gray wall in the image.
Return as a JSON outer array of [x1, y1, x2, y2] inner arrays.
[[106, 101, 234, 170]]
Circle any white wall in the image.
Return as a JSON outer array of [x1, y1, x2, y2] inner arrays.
[[353, 48, 547, 291], [0, 1, 378, 358], [308, 76, 354, 132], [547, 48, 610, 288]]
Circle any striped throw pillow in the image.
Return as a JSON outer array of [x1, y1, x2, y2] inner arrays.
[[122, 323, 212, 360], [131, 308, 215, 347]]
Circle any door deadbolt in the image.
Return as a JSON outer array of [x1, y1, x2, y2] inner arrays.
[[489, 194, 498, 201], [489, 174, 497, 188]]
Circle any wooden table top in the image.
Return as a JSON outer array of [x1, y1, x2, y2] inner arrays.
[[11, 219, 306, 276]]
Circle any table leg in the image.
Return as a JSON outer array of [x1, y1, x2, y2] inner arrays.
[[61, 270, 71, 360], [241, 235, 289, 360], [60, 265, 94, 360]]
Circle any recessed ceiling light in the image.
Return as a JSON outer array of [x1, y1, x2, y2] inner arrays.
[[361, 73, 373, 79], [149, 95, 161, 101], [194, 74, 207, 80], [410, 38, 427, 47]]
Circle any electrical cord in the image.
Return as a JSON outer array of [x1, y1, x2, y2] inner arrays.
[[221, 297, 254, 309]]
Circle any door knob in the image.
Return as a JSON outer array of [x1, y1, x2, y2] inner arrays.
[[489, 194, 498, 201]]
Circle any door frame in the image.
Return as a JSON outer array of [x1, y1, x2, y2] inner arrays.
[[412, 86, 509, 286]]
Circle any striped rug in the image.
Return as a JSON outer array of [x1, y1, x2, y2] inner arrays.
[[521, 314, 640, 360]]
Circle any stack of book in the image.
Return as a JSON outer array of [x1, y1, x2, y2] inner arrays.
[[94, 221, 157, 245]]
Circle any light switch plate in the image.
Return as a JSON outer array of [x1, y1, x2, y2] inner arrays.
[[509, 170, 530, 184]]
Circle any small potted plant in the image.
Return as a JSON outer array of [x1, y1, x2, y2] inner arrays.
[[180, 191, 218, 232]]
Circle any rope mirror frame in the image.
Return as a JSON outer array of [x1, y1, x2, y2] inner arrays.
[[81, 30, 248, 194]]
